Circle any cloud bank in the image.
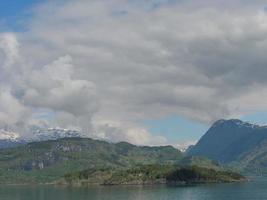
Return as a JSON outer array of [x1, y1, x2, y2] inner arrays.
[[1, 0, 267, 145]]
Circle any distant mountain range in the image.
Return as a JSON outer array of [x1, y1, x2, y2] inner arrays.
[[3, 118, 267, 184], [1, 119, 261, 184], [0, 127, 83, 149], [0, 137, 182, 184], [187, 119, 267, 170]]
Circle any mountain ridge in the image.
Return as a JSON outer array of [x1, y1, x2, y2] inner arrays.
[[187, 119, 267, 169], [0, 137, 182, 184]]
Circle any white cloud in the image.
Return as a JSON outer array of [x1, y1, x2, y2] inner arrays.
[[23, 55, 98, 116], [92, 119, 168, 146], [0, 89, 27, 126]]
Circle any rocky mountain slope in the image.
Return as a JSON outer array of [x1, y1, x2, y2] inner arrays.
[[0, 137, 182, 184]]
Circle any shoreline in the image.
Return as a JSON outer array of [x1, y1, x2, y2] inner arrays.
[[0, 178, 248, 187]]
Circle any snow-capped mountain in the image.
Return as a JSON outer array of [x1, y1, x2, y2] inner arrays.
[[176, 140, 197, 152], [211, 119, 265, 129], [0, 129, 20, 141], [0, 129, 25, 149], [0, 127, 84, 149], [34, 127, 84, 141]]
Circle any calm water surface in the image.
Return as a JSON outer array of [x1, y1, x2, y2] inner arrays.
[[0, 176, 266, 200]]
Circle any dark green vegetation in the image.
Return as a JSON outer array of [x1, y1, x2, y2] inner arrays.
[[63, 165, 246, 186], [178, 156, 221, 170], [0, 138, 182, 184], [187, 119, 267, 171], [0, 137, 244, 185], [166, 166, 246, 183]]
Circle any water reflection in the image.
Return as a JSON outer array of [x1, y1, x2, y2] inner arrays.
[[0, 178, 266, 200]]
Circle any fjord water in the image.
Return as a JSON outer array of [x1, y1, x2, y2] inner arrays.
[[0, 177, 266, 200]]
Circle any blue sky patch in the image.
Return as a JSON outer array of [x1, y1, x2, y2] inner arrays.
[[0, 0, 44, 31], [242, 112, 267, 125], [143, 115, 208, 142]]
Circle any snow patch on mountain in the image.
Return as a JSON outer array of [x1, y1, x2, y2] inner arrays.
[[212, 119, 267, 130], [175, 140, 197, 152], [0, 129, 20, 141], [33, 127, 84, 141]]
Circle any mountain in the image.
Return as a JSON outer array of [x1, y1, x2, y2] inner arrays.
[[187, 119, 267, 169], [0, 130, 25, 149], [0, 128, 84, 149], [33, 127, 83, 141], [0, 137, 182, 184], [0, 129, 20, 141]]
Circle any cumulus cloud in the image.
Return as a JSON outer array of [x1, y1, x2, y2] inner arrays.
[[0, 89, 27, 126], [23, 55, 98, 117], [1, 0, 267, 145], [92, 119, 168, 146]]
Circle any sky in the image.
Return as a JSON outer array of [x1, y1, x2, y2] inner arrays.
[[1, 0, 267, 147], [0, 0, 43, 31]]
